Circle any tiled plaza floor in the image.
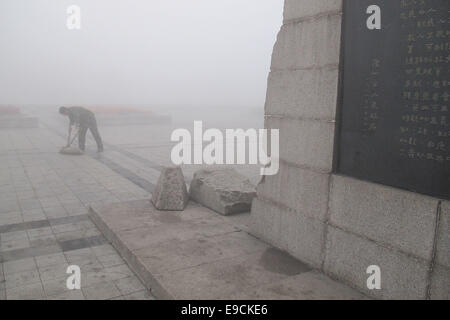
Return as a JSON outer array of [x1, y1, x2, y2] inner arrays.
[[0, 126, 156, 300], [0, 110, 261, 300]]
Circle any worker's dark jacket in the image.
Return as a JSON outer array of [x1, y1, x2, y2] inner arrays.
[[67, 107, 96, 127]]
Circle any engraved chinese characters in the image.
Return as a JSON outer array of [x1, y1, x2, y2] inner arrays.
[[400, 0, 449, 164], [337, 0, 449, 199]]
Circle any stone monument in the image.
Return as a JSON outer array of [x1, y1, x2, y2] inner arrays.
[[251, 0, 449, 300]]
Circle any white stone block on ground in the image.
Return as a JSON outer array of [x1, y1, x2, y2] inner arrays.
[[189, 169, 256, 216], [0, 115, 38, 128], [152, 166, 188, 211]]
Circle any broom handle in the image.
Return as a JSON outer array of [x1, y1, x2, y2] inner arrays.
[[69, 128, 80, 147]]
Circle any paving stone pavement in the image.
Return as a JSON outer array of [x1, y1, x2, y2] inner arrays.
[[0, 109, 262, 300], [0, 124, 155, 300]]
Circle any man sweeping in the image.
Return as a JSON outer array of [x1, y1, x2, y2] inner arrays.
[[59, 106, 104, 153]]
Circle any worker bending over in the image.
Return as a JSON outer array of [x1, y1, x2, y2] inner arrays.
[[59, 106, 104, 153]]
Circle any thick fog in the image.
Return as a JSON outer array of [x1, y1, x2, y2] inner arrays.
[[0, 0, 283, 109]]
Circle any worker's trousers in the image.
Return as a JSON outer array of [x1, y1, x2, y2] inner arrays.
[[78, 117, 103, 151]]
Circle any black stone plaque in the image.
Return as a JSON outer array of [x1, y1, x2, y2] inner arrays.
[[336, 0, 450, 199]]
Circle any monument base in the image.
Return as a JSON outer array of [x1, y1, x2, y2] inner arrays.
[[89, 199, 367, 300]]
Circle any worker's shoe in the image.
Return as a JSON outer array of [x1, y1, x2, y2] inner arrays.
[[97, 147, 104, 153]]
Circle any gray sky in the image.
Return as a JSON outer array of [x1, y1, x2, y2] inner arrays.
[[0, 0, 283, 108]]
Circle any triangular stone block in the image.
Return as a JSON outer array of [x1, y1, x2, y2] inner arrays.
[[152, 166, 189, 211]]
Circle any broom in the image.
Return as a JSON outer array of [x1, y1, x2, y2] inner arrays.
[[59, 128, 84, 155]]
